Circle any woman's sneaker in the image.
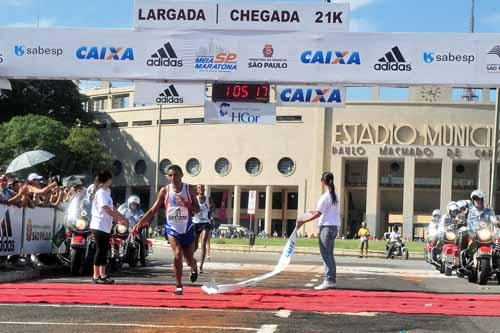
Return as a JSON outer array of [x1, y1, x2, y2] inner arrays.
[[314, 280, 336, 290], [98, 276, 115, 284]]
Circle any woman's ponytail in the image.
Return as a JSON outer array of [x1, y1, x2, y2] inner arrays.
[[321, 172, 338, 206]]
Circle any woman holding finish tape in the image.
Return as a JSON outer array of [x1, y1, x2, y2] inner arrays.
[[296, 171, 340, 290]]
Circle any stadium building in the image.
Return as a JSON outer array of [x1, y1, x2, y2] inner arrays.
[[83, 83, 498, 239]]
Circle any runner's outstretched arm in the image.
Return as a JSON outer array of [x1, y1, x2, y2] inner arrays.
[[134, 188, 166, 232]]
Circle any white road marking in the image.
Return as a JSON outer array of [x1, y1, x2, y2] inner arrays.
[[257, 324, 278, 333], [274, 310, 291, 318], [311, 278, 319, 282], [323, 312, 378, 317], [305, 283, 314, 287], [0, 321, 259, 331]]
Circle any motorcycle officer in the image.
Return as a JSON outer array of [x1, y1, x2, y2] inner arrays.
[[428, 209, 441, 261], [463, 190, 497, 262], [434, 202, 460, 257], [118, 195, 146, 265]]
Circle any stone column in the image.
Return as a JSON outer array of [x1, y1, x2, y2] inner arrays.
[[265, 185, 273, 234], [232, 185, 241, 226], [478, 159, 491, 196], [366, 157, 380, 237], [440, 158, 453, 212], [402, 157, 415, 240]]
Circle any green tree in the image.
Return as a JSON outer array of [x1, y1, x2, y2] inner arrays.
[[64, 127, 111, 174], [0, 80, 90, 126], [0, 115, 110, 176], [0, 114, 69, 165]]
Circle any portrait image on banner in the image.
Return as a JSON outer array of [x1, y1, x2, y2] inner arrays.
[[0, 205, 22, 256], [204, 101, 276, 124]]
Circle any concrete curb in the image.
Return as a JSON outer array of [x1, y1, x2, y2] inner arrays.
[[152, 239, 424, 259], [0, 268, 41, 283]]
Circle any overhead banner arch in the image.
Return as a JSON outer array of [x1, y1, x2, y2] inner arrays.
[[0, 27, 499, 86]]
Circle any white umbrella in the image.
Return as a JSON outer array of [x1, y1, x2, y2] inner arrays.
[[6, 150, 55, 174]]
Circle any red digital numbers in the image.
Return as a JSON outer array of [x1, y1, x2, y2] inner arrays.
[[214, 83, 270, 103]]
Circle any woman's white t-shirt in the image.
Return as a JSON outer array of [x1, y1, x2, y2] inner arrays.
[[316, 191, 340, 227], [90, 187, 114, 233]]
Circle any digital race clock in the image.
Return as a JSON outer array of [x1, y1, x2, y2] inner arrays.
[[212, 83, 270, 103]]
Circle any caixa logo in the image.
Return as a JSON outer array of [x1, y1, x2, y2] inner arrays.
[[280, 87, 342, 104], [300, 50, 361, 65], [76, 47, 134, 61]]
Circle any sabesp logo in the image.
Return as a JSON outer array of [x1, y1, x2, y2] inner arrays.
[[76, 47, 134, 61], [374, 46, 411, 71], [0, 210, 15, 253], [300, 50, 361, 65], [156, 84, 184, 104], [280, 87, 342, 104], [147, 42, 183, 67], [14, 45, 63, 57], [423, 52, 475, 64]]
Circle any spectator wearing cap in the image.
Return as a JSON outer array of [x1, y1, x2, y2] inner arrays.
[[26, 173, 58, 207]]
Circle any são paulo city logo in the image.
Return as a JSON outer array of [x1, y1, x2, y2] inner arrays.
[[374, 46, 411, 71], [76, 47, 134, 61], [248, 44, 288, 70], [156, 84, 184, 104], [280, 87, 342, 104], [195, 43, 238, 72], [487, 45, 500, 73], [300, 50, 361, 65], [147, 42, 183, 68]]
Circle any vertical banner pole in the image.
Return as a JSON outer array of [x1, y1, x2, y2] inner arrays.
[[489, 88, 500, 211]]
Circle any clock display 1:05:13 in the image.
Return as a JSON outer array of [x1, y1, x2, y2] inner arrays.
[[212, 83, 270, 103]]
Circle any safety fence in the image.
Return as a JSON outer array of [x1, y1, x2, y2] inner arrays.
[[0, 204, 66, 256]]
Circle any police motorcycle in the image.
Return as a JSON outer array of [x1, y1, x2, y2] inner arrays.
[[460, 190, 499, 285], [118, 195, 150, 268], [425, 209, 441, 266], [429, 202, 457, 272], [63, 191, 96, 276], [384, 228, 409, 260], [109, 218, 129, 272]]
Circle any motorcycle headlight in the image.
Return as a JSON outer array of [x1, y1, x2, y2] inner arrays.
[[478, 229, 493, 242], [116, 224, 128, 234], [445, 231, 456, 241], [75, 219, 88, 231]]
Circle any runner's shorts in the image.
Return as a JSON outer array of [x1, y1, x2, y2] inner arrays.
[[195, 223, 212, 235], [165, 225, 195, 247]]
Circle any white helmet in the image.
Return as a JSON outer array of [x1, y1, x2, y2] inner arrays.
[[128, 195, 141, 206], [432, 209, 441, 218], [470, 189, 486, 201], [447, 201, 459, 212], [456, 200, 468, 210]]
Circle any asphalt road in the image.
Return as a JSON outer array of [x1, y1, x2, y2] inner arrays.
[[1, 246, 500, 332]]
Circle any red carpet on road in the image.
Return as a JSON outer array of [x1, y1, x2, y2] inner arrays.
[[0, 283, 499, 317]]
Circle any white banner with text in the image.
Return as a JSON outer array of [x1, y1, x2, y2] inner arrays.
[[134, 81, 206, 106], [204, 101, 276, 124], [277, 85, 346, 107]]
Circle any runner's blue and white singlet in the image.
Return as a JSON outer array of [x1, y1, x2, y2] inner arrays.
[[193, 197, 210, 224], [164, 183, 193, 235]]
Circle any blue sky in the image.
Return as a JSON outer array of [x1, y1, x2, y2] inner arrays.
[[2, 0, 500, 97]]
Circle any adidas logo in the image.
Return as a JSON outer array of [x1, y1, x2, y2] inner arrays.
[[374, 46, 412, 72], [156, 85, 184, 104], [0, 210, 15, 252], [488, 45, 500, 58], [147, 42, 183, 67]]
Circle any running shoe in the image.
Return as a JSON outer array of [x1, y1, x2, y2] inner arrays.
[[190, 270, 198, 283], [314, 280, 336, 291], [174, 286, 183, 295]]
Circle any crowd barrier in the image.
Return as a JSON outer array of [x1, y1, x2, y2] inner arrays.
[[0, 204, 66, 256]]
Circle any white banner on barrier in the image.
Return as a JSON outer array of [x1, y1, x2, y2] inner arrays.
[[277, 85, 346, 107], [134, 81, 206, 106], [22, 208, 54, 254], [1, 28, 500, 86], [204, 101, 276, 124], [134, 1, 350, 32], [0, 206, 22, 256]]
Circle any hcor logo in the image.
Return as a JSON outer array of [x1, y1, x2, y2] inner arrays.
[[219, 103, 231, 117]]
